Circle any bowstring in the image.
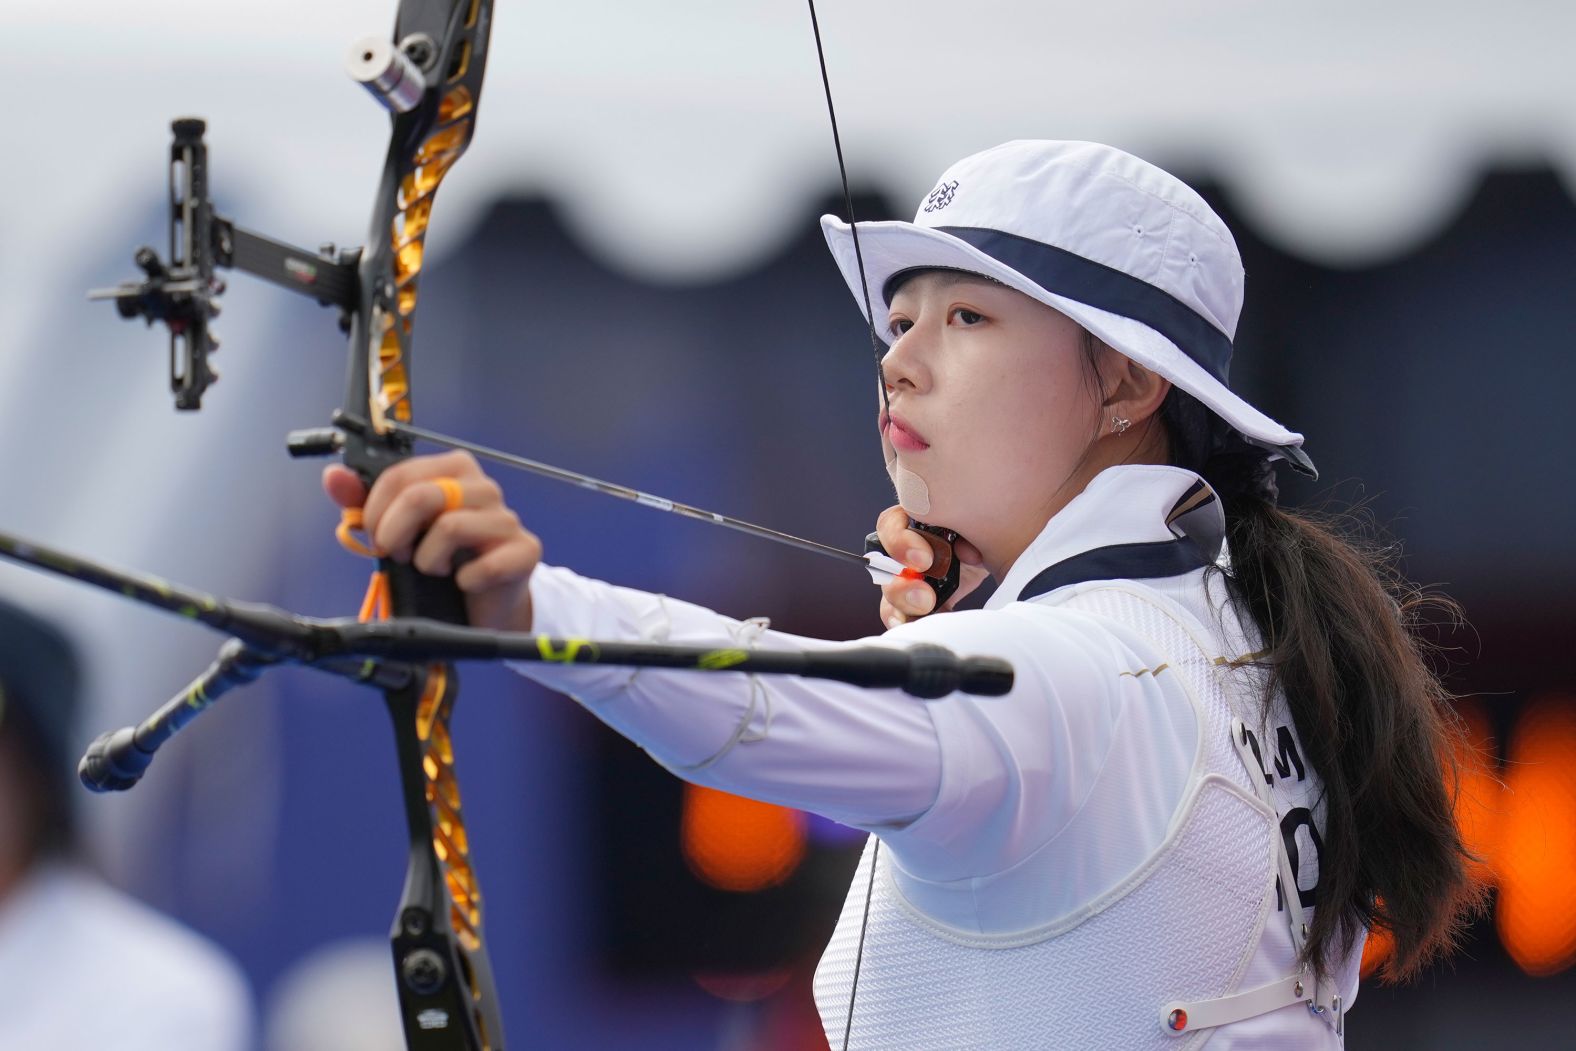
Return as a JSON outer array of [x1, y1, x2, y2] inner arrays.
[[805, 3, 884, 1047], [806, 0, 891, 418]]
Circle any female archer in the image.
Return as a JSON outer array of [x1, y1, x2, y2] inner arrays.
[[324, 140, 1481, 1048]]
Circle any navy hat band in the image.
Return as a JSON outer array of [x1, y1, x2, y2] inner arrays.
[[894, 226, 1235, 384]]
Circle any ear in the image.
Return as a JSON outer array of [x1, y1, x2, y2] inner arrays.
[[1097, 348, 1171, 429]]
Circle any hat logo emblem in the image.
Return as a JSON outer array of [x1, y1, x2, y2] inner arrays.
[[922, 180, 959, 212]]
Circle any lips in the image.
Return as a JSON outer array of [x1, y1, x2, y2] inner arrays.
[[881, 410, 930, 452]]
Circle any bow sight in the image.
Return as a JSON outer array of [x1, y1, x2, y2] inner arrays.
[[89, 117, 362, 410], [87, 25, 458, 411]]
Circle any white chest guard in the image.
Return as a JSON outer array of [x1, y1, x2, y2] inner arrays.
[[814, 582, 1345, 1050]]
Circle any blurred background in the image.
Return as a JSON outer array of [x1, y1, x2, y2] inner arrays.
[[1, 1, 1573, 1047]]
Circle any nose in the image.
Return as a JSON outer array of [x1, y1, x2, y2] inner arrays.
[[879, 323, 932, 396]]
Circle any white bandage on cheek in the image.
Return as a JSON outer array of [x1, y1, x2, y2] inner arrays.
[[885, 454, 932, 517]]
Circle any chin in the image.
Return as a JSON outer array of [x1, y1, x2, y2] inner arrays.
[[904, 495, 964, 535], [897, 471, 992, 538]]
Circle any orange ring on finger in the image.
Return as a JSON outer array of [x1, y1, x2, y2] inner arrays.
[[434, 476, 464, 513]]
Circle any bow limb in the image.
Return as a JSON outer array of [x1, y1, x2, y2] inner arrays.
[[340, 1, 503, 1047]]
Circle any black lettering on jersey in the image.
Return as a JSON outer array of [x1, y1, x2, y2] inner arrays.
[[1238, 725, 1273, 785], [1238, 724, 1308, 786], [1272, 726, 1306, 783], [1275, 807, 1323, 911]]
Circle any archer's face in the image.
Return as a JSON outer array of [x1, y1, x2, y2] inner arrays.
[[879, 272, 1102, 573]]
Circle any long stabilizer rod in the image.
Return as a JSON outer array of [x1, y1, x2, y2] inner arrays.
[[0, 527, 1014, 789]]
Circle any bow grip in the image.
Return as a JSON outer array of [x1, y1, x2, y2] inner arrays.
[[338, 435, 473, 626]]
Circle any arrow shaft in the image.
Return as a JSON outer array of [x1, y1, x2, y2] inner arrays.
[[386, 419, 871, 569]]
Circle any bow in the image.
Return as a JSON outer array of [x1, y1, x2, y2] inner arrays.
[[302, 3, 503, 1045], [95, 2, 508, 1045], [335, 7, 506, 1046], [8, 3, 1004, 1048]]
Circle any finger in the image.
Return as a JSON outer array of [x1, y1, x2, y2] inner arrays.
[[363, 450, 492, 535], [362, 451, 491, 540], [885, 577, 936, 618], [454, 534, 542, 599], [373, 476, 499, 563], [322, 464, 368, 509], [411, 508, 530, 577], [880, 597, 906, 632], [881, 556, 937, 610], [954, 535, 986, 566], [875, 506, 932, 571]]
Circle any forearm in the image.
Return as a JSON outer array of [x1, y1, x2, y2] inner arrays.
[[510, 563, 943, 829]]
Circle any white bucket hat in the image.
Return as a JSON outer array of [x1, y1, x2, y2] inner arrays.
[[821, 139, 1314, 475]]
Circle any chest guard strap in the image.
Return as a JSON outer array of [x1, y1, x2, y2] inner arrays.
[[1158, 719, 1344, 1039]]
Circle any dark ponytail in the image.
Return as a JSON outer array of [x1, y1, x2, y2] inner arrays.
[[1160, 388, 1487, 982]]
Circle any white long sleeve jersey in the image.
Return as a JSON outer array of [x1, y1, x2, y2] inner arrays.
[[512, 465, 1360, 1049]]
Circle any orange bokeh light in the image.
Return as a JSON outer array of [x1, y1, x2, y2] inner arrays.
[[1496, 694, 1576, 976], [681, 783, 807, 893], [1363, 699, 1503, 981], [1359, 920, 1394, 980], [1452, 698, 1505, 887]]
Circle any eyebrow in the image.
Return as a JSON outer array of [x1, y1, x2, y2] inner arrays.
[[886, 268, 1004, 303]]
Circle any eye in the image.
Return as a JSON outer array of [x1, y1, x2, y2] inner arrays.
[[887, 316, 914, 338], [951, 307, 985, 326]]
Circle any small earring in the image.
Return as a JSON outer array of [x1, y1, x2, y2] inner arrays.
[[1111, 416, 1131, 435]]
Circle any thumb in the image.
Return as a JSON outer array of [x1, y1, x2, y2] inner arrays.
[[321, 464, 368, 509]]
